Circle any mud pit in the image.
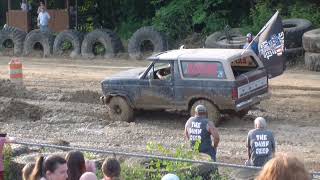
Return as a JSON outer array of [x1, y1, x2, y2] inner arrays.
[[0, 56, 319, 173]]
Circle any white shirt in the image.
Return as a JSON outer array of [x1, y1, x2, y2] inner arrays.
[[21, 3, 27, 11], [37, 11, 51, 26]]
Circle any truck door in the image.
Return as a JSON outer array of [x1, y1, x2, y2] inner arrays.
[[136, 61, 175, 109]]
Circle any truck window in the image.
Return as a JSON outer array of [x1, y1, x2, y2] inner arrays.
[[180, 61, 225, 79], [231, 56, 258, 78], [146, 62, 172, 81]]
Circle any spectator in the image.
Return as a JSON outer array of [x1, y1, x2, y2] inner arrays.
[[0, 133, 15, 180], [37, 5, 50, 32], [30, 155, 68, 180], [37, 1, 45, 14], [22, 163, 35, 180], [243, 32, 259, 55], [184, 105, 220, 161], [21, 0, 28, 11], [79, 172, 97, 180], [162, 173, 180, 180], [256, 153, 311, 180], [246, 117, 275, 167], [65, 151, 86, 180], [102, 158, 121, 180], [85, 160, 96, 173]]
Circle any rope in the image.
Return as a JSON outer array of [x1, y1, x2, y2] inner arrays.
[[12, 140, 320, 178]]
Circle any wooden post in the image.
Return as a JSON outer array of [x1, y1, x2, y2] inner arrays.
[[66, 0, 69, 10], [8, 0, 11, 10]]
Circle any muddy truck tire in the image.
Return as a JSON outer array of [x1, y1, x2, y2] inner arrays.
[[81, 29, 123, 59], [108, 96, 134, 122], [283, 18, 312, 49], [305, 52, 320, 71], [53, 30, 83, 58], [302, 28, 320, 53], [128, 26, 168, 60], [0, 26, 26, 56], [23, 29, 54, 57], [190, 99, 221, 126], [285, 47, 304, 63], [205, 28, 246, 49]]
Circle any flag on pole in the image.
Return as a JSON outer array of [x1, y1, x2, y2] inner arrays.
[[254, 11, 285, 78]]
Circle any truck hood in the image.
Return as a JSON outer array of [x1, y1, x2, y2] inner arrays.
[[103, 68, 146, 80]]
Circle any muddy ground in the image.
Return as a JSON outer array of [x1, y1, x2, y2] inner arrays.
[[0, 56, 319, 173]]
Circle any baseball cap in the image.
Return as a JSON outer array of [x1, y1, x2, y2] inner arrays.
[[161, 173, 180, 180], [246, 33, 253, 38], [195, 104, 207, 113]]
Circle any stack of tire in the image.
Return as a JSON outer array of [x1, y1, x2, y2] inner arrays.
[[0, 26, 27, 56], [302, 29, 320, 71], [128, 26, 168, 60], [204, 28, 246, 49], [282, 18, 312, 63]]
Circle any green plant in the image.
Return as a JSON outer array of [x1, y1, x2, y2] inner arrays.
[[4, 144, 13, 180], [286, 2, 320, 27], [83, 152, 98, 160], [61, 41, 73, 51]]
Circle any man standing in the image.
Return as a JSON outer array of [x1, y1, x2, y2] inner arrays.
[[246, 117, 275, 167], [243, 33, 259, 55], [185, 105, 220, 161], [37, 5, 50, 32]]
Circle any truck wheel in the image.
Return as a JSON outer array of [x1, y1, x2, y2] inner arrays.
[[305, 52, 320, 71], [190, 100, 221, 126], [108, 96, 134, 122], [204, 28, 246, 49], [23, 29, 54, 57], [53, 30, 83, 58]]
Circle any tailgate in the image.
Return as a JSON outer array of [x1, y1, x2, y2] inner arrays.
[[235, 69, 268, 104]]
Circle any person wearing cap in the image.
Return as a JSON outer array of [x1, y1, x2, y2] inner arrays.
[[156, 64, 171, 80], [243, 33, 259, 55], [184, 105, 220, 161], [246, 117, 275, 167]]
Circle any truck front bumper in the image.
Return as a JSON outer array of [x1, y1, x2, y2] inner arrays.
[[235, 93, 271, 111]]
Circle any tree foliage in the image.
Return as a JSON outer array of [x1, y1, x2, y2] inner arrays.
[[0, 0, 320, 43]]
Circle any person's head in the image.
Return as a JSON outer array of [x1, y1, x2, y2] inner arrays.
[[194, 104, 207, 117], [256, 153, 310, 180], [22, 163, 35, 180], [30, 155, 68, 180], [102, 158, 121, 179], [65, 151, 86, 180], [79, 172, 98, 180], [161, 173, 180, 180], [254, 117, 267, 129], [246, 33, 253, 43]]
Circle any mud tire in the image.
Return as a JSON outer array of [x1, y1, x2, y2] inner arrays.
[[204, 28, 246, 49], [128, 26, 168, 60], [81, 29, 123, 59], [304, 52, 320, 71], [283, 18, 312, 48], [190, 99, 221, 126], [285, 47, 304, 63], [0, 26, 26, 56], [108, 96, 134, 122], [302, 28, 320, 53], [53, 30, 83, 58], [23, 29, 54, 57]]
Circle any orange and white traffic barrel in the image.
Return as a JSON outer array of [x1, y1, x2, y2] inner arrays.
[[8, 59, 23, 85]]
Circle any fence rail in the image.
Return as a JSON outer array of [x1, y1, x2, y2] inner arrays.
[[12, 140, 320, 179]]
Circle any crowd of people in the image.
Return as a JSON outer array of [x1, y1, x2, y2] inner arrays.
[[0, 104, 313, 180]]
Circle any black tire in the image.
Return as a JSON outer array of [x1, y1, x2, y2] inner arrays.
[[53, 30, 83, 58], [190, 99, 221, 126], [0, 26, 26, 56], [205, 28, 246, 49], [283, 18, 312, 48], [285, 47, 304, 62], [23, 29, 54, 57], [108, 96, 134, 122], [81, 29, 124, 59], [305, 52, 320, 71], [302, 28, 320, 53], [128, 26, 168, 60]]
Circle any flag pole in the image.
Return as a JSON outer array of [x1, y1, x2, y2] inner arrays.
[[241, 11, 279, 55]]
